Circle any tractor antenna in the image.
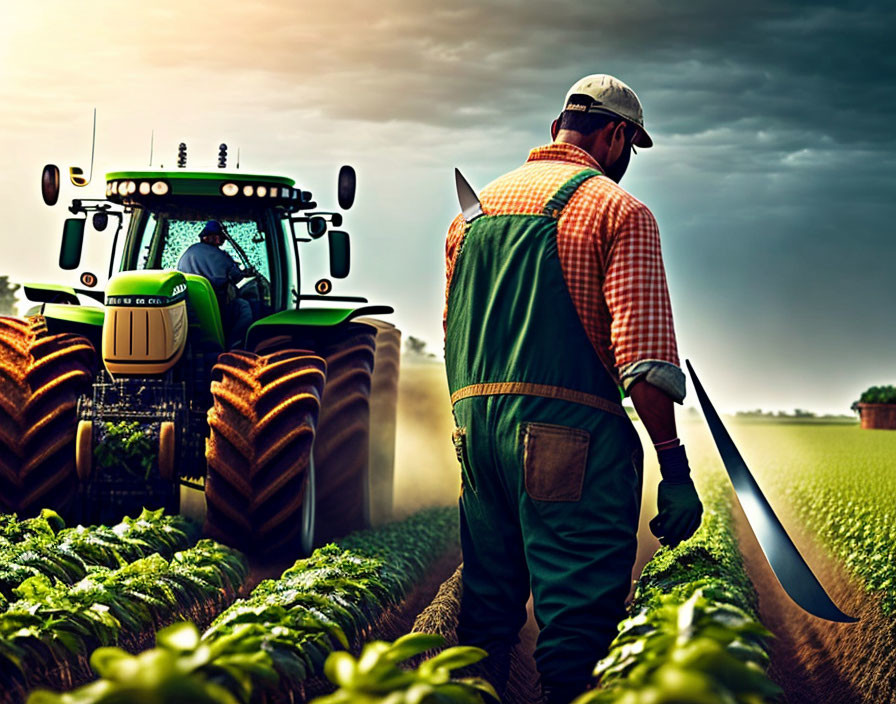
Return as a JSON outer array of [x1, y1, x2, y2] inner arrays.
[[236, 147, 240, 169], [69, 108, 97, 187], [149, 130, 155, 166]]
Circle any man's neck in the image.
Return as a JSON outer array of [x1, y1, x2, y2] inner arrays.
[[552, 134, 606, 171]]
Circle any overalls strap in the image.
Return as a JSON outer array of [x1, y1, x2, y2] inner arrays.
[[542, 168, 602, 218]]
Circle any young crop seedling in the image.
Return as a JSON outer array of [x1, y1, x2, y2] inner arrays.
[[311, 632, 497, 704]]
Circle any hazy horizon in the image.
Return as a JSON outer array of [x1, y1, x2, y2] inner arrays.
[[1, 1, 893, 416]]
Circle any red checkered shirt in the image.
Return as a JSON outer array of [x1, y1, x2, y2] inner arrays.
[[445, 142, 683, 400]]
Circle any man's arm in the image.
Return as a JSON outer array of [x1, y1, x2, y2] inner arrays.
[[603, 204, 702, 547], [220, 251, 245, 284], [603, 205, 685, 422], [444, 213, 467, 335], [628, 379, 676, 445]]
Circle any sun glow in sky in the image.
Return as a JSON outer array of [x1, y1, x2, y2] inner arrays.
[[1, 1, 894, 415]]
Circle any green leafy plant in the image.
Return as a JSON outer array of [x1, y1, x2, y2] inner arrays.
[[0, 508, 198, 604], [204, 507, 460, 698], [312, 632, 497, 704], [1, 539, 247, 698], [851, 384, 896, 413], [0, 509, 64, 543], [575, 473, 779, 704], [27, 622, 275, 704], [94, 421, 155, 479], [581, 590, 778, 703]]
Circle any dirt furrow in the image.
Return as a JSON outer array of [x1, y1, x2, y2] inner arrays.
[[732, 497, 896, 703]]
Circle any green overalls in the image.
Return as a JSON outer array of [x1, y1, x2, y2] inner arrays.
[[445, 169, 644, 687]]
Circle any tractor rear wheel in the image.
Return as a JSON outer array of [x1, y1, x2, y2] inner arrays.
[[203, 348, 326, 556], [311, 324, 377, 544], [253, 320, 401, 542], [358, 319, 401, 526], [0, 316, 96, 517]]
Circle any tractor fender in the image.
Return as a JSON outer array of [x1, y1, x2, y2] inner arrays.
[[23, 283, 81, 305], [39, 303, 105, 352], [245, 305, 393, 350]]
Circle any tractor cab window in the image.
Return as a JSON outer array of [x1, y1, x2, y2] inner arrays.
[[159, 219, 271, 283], [137, 213, 158, 269]]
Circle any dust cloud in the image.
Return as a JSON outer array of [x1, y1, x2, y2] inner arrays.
[[392, 360, 461, 517]]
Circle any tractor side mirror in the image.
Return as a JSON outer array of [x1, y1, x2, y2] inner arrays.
[[328, 230, 350, 279], [42, 165, 60, 206], [92, 211, 109, 231], [338, 165, 356, 210], [307, 216, 327, 239], [60, 218, 86, 270], [69, 166, 89, 187]]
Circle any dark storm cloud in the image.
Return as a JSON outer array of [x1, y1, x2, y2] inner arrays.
[[3, 0, 893, 411], [132, 1, 895, 145]]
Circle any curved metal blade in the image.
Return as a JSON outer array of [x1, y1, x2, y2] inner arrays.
[[455, 168, 484, 223], [686, 359, 857, 623]]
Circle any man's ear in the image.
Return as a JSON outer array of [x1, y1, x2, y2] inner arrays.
[[550, 117, 559, 140], [613, 121, 628, 145]]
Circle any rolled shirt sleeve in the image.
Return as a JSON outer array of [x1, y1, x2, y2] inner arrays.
[[619, 359, 686, 403], [604, 205, 686, 403]]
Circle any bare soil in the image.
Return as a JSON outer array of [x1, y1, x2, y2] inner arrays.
[[732, 497, 896, 703]]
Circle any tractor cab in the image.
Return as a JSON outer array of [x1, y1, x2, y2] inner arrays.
[[35, 167, 356, 360]]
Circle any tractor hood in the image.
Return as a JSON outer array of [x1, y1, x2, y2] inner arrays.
[[105, 270, 188, 306]]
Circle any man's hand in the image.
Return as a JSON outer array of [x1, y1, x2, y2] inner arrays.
[[649, 444, 703, 547]]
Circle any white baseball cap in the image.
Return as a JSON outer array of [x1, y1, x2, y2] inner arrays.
[[563, 74, 653, 148]]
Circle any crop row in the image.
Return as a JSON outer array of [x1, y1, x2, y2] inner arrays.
[[577, 469, 779, 703], [687, 422, 896, 615], [27, 507, 460, 704], [2, 537, 247, 703], [0, 508, 198, 609], [753, 424, 896, 614]]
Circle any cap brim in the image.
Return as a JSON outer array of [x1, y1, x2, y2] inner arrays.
[[634, 127, 653, 148]]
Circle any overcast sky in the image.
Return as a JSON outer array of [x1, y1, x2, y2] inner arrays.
[[1, 0, 893, 414]]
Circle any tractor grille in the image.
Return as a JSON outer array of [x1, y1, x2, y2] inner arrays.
[[102, 302, 187, 376]]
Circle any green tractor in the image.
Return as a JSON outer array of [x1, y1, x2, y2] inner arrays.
[[0, 150, 401, 556]]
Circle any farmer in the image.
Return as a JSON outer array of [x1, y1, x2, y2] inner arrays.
[[443, 74, 703, 703], [177, 220, 253, 349]]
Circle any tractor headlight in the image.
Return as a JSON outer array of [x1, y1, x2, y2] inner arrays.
[[138, 182, 151, 195], [107, 182, 115, 196], [151, 181, 169, 196], [257, 186, 267, 197], [222, 183, 239, 197], [243, 185, 254, 197], [125, 181, 137, 195]]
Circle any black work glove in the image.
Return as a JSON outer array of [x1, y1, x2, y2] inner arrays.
[[649, 444, 703, 548]]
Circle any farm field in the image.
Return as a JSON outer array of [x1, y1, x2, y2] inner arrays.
[[677, 419, 896, 703], [0, 359, 893, 703]]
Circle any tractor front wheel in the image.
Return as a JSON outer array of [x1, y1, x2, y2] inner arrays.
[[203, 348, 326, 556], [0, 316, 96, 518]]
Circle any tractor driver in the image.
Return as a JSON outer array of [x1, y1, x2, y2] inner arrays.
[[177, 220, 253, 349]]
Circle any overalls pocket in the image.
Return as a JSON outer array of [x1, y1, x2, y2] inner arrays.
[[452, 426, 477, 495], [522, 422, 590, 502]]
